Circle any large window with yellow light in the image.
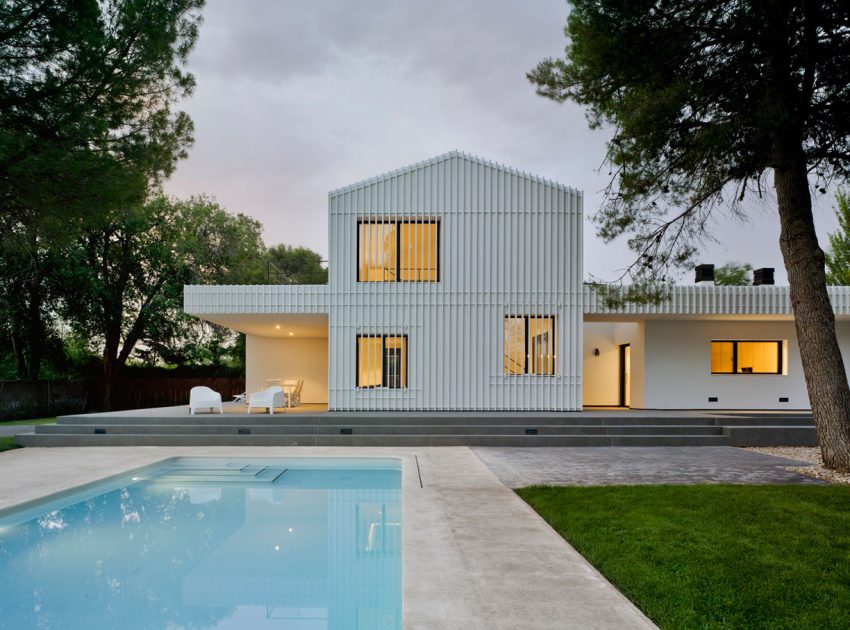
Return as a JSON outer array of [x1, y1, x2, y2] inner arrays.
[[503, 315, 556, 376], [710, 340, 782, 374], [357, 219, 439, 282]]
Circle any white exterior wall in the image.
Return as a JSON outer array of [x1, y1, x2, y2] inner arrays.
[[245, 335, 329, 404], [636, 320, 850, 410], [327, 152, 584, 411]]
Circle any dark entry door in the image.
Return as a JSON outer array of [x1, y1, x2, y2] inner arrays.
[[619, 344, 631, 407]]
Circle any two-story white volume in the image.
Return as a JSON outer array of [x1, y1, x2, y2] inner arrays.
[[186, 151, 582, 411], [185, 151, 850, 412]]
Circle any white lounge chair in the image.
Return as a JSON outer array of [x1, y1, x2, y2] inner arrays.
[[189, 386, 223, 414], [248, 386, 285, 414]]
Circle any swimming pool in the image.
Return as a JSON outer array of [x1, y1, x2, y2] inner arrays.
[[0, 457, 402, 629]]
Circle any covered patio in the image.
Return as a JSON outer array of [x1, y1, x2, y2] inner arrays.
[[194, 312, 329, 408]]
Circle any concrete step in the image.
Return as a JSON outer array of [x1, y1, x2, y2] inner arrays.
[[35, 423, 727, 437], [56, 412, 812, 427], [710, 416, 813, 427], [725, 425, 818, 447], [14, 433, 732, 448]]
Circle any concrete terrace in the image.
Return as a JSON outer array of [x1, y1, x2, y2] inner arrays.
[[16, 405, 818, 448], [0, 446, 656, 629]]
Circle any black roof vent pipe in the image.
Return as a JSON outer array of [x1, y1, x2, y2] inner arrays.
[[695, 264, 715, 284]]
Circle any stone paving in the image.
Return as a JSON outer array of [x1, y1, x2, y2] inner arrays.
[[472, 446, 824, 487]]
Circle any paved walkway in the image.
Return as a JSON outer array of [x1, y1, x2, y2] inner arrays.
[[472, 446, 823, 487], [0, 446, 655, 629]]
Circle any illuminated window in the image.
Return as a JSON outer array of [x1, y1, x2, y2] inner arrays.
[[503, 316, 556, 376], [357, 219, 439, 282], [357, 335, 408, 388], [710, 340, 782, 374]]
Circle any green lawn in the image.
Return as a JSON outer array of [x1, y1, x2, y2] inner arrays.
[[518, 485, 850, 629], [0, 437, 22, 452], [0, 417, 55, 453]]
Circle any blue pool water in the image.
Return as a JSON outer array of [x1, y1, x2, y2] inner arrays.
[[0, 458, 402, 629]]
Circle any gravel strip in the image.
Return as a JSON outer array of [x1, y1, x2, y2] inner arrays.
[[743, 447, 850, 485]]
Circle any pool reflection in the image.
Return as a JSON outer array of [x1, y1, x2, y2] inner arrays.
[[0, 464, 401, 630]]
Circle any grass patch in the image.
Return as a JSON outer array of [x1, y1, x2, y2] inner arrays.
[[0, 437, 22, 453], [518, 485, 850, 629], [0, 417, 56, 426]]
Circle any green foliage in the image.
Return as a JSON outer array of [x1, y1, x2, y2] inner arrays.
[[266, 245, 328, 284], [519, 484, 850, 629], [825, 191, 850, 285], [53, 196, 265, 382], [529, 1, 850, 284], [0, 437, 22, 453], [586, 280, 672, 309], [0, 0, 204, 379], [714, 262, 752, 286]]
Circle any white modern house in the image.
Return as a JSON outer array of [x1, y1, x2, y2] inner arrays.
[[184, 151, 850, 412]]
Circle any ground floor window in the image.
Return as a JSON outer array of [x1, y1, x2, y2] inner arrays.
[[710, 340, 782, 374], [357, 334, 408, 388], [504, 315, 556, 376]]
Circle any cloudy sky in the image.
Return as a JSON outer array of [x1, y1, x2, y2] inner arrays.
[[164, 0, 842, 283]]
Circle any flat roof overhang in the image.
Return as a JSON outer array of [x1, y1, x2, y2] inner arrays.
[[192, 313, 328, 338], [184, 284, 330, 338], [583, 313, 799, 322]]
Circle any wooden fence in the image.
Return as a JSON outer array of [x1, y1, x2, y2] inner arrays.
[[111, 377, 245, 411], [0, 377, 245, 420]]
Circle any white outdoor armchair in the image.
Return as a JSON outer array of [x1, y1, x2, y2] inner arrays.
[[248, 386, 285, 414], [189, 386, 223, 415]]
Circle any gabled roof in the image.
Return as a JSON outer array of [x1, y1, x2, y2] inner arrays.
[[329, 150, 581, 197]]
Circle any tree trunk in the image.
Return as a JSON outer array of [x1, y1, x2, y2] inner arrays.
[[24, 278, 44, 380], [775, 163, 850, 471], [9, 328, 27, 379], [100, 338, 121, 411]]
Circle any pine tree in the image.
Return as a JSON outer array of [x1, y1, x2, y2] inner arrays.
[[825, 192, 850, 286]]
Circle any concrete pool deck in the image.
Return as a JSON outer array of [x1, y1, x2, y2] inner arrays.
[[0, 446, 655, 629]]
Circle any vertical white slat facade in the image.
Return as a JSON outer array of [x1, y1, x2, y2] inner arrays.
[[327, 151, 584, 411]]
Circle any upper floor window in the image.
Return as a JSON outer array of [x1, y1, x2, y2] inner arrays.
[[710, 340, 782, 374], [357, 219, 439, 282], [504, 315, 556, 376]]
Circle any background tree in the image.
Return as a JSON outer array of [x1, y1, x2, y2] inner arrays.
[[266, 245, 328, 284], [529, 1, 850, 470], [714, 263, 753, 286], [825, 191, 850, 285], [0, 0, 203, 379], [54, 196, 264, 409]]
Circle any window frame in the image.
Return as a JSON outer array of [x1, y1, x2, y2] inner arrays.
[[356, 218, 440, 283], [503, 314, 557, 377], [710, 339, 783, 375], [356, 334, 409, 389]]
